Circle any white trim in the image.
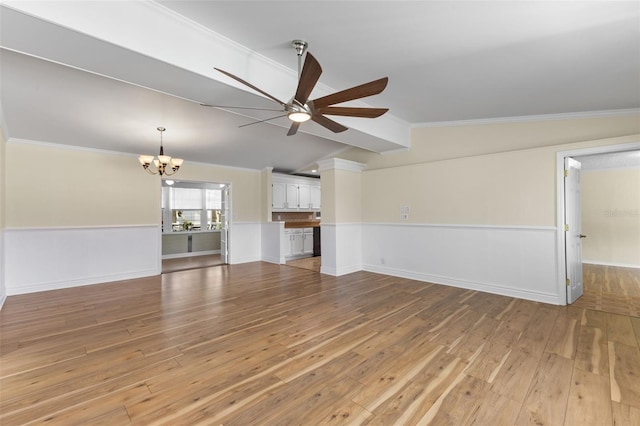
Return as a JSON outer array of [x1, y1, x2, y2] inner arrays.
[[7, 270, 159, 296], [363, 264, 559, 305], [7, 138, 265, 173], [414, 108, 640, 128], [583, 260, 640, 269], [5, 225, 161, 295], [555, 140, 640, 305], [5, 224, 159, 231], [361, 223, 561, 304], [162, 250, 220, 260], [317, 158, 366, 173], [362, 222, 556, 231]]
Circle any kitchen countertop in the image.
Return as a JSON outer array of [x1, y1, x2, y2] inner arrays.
[[284, 221, 321, 228]]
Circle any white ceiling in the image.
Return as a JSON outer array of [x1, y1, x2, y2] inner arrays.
[[1, 1, 639, 174]]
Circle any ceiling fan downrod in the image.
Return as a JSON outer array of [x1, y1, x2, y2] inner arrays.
[[292, 39, 308, 79]]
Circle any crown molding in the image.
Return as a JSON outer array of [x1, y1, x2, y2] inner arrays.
[[317, 158, 366, 172], [413, 108, 640, 128]]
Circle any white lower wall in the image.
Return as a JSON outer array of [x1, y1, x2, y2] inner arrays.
[[0, 229, 6, 308], [5, 225, 161, 295], [321, 223, 362, 276], [261, 222, 285, 264], [228, 222, 262, 264], [362, 223, 561, 304]]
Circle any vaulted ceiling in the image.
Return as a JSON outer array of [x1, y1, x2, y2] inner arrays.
[[1, 1, 638, 173]]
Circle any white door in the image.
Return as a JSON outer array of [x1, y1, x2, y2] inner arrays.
[[220, 185, 230, 264], [565, 157, 583, 303]]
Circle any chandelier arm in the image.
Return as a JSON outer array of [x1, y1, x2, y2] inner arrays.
[[143, 165, 159, 175]]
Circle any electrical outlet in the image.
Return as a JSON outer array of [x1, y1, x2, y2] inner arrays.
[[380, 257, 385, 265], [400, 213, 409, 221], [400, 205, 410, 214]]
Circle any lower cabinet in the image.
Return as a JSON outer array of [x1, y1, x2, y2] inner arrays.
[[284, 228, 315, 258]]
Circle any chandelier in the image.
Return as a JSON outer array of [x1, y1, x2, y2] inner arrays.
[[138, 127, 183, 176]]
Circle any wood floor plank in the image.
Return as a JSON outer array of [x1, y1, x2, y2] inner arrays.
[[564, 368, 613, 426], [607, 313, 638, 347], [465, 390, 521, 425], [608, 341, 640, 408], [1, 262, 638, 424], [574, 325, 609, 376], [515, 352, 574, 425], [611, 401, 640, 426]]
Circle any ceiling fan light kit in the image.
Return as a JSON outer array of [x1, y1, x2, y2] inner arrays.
[[138, 127, 183, 176], [210, 40, 389, 136]]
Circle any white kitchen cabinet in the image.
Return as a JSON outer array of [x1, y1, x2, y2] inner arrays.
[[302, 228, 314, 255], [284, 228, 304, 257], [298, 184, 311, 210], [272, 182, 286, 210], [272, 174, 321, 212], [286, 184, 299, 209], [310, 186, 321, 210], [283, 228, 315, 258]]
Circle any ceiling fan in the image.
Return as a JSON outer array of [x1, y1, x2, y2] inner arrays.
[[205, 40, 389, 136]]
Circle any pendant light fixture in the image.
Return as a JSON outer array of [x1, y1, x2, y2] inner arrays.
[[138, 127, 183, 176]]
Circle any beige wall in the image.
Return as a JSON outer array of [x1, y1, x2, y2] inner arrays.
[[319, 168, 362, 224], [343, 115, 640, 227], [6, 142, 159, 228], [334, 169, 362, 223], [5, 141, 263, 228], [582, 168, 640, 266], [167, 162, 262, 223], [342, 114, 640, 170], [362, 147, 555, 226]]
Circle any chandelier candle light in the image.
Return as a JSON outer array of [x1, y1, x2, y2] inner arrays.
[[138, 127, 183, 176]]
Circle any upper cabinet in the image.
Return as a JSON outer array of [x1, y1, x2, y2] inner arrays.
[[272, 174, 321, 212]]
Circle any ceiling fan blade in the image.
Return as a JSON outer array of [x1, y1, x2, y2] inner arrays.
[[317, 106, 388, 118], [311, 113, 348, 133], [311, 77, 389, 109], [238, 114, 288, 128], [200, 104, 284, 112], [215, 67, 287, 107], [294, 52, 322, 105], [287, 122, 301, 136]]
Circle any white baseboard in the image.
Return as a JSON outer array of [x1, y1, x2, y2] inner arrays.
[[363, 264, 560, 305], [361, 223, 562, 305], [5, 225, 161, 295], [162, 250, 220, 260], [583, 260, 640, 269], [321, 263, 361, 277], [262, 255, 285, 265], [6, 269, 159, 295]]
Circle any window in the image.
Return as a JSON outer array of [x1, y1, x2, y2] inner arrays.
[[162, 186, 224, 233]]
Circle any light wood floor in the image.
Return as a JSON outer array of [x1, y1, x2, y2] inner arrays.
[[573, 264, 640, 317], [286, 256, 322, 272], [1, 262, 639, 425], [161, 254, 223, 274]]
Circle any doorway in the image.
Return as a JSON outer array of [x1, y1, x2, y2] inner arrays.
[[556, 142, 640, 308], [160, 179, 230, 273]]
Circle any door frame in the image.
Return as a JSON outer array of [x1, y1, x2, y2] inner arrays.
[[555, 141, 640, 304], [159, 178, 232, 265]]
